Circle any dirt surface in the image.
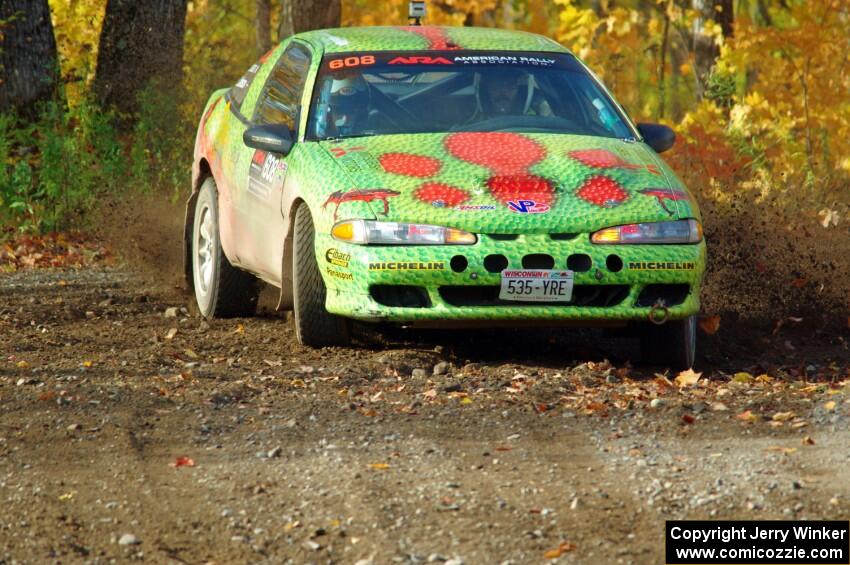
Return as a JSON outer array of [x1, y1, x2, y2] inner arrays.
[[2, 264, 850, 564]]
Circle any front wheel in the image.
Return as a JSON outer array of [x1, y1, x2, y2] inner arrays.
[[291, 204, 351, 347], [639, 315, 696, 370], [192, 178, 259, 318]]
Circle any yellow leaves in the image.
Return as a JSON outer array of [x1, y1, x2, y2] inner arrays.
[[15, 360, 29, 369], [544, 542, 577, 559], [233, 324, 245, 335], [765, 446, 797, 455], [824, 400, 837, 412], [368, 463, 390, 471], [731, 372, 753, 384], [818, 208, 840, 228], [735, 410, 758, 423], [674, 369, 701, 388], [771, 411, 795, 422]]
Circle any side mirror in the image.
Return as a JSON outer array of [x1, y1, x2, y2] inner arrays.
[[636, 123, 675, 154], [243, 124, 294, 155]]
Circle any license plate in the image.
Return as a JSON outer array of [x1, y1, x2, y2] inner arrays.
[[498, 270, 574, 302]]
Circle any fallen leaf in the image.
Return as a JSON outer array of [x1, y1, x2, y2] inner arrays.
[[735, 410, 758, 422], [544, 542, 577, 559], [824, 400, 837, 411], [172, 456, 195, 468], [16, 360, 29, 369], [58, 492, 74, 501], [422, 389, 437, 399], [164, 328, 178, 340], [368, 463, 390, 470], [681, 414, 695, 424], [765, 446, 797, 455], [675, 369, 702, 388], [711, 402, 729, 411], [731, 372, 753, 383], [460, 397, 473, 405], [698, 315, 721, 335], [791, 278, 807, 288], [772, 411, 795, 422], [234, 324, 245, 334], [283, 520, 301, 532], [82, 360, 93, 368], [495, 446, 513, 452], [802, 436, 815, 445]]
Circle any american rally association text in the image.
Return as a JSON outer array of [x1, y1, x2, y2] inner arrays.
[[669, 525, 848, 544]]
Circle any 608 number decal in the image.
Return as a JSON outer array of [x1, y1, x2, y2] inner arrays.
[[329, 55, 375, 70]]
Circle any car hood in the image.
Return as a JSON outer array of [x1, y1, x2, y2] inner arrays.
[[318, 132, 696, 234]]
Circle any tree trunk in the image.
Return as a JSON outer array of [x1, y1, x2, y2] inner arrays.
[[0, 0, 58, 119], [94, 0, 188, 116], [691, 0, 733, 100], [278, 0, 340, 40], [256, 0, 271, 55], [714, 0, 734, 38]]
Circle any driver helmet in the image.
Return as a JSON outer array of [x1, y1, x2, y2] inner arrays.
[[477, 68, 533, 117], [328, 76, 370, 135]]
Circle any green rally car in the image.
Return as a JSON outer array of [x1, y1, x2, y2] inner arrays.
[[184, 25, 706, 368]]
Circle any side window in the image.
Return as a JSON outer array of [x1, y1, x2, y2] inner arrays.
[[254, 43, 311, 133], [229, 62, 262, 112]]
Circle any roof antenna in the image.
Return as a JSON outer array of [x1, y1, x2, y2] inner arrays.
[[408, 1, 425, 26]]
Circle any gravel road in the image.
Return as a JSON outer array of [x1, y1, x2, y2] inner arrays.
[[2, 266, 849, 564]]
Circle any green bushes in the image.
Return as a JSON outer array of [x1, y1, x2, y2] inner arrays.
[[0, 83, 194, 234]]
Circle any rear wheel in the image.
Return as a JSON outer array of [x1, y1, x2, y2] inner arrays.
[[192, 178, 259, 318], [292, 204, 351, 347], [639, 315, 696, 370]]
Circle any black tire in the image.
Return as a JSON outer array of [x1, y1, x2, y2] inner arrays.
[[639, 315, 696, 370], [191, 178, 259, 318], [292, 204, 351, 347]]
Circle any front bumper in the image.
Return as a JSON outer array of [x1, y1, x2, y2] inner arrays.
[[317, 232, 705, 325]]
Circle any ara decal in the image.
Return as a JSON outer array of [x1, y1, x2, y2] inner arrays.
[[568, 149, 661, 176], [639, 188, 691, 215], [576, 176, 629, 208], [322, 188, 401, 220]]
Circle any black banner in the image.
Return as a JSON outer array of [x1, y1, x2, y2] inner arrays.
[[666, 521, 849, 564]]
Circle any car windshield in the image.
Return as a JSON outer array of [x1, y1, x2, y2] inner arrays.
[[307, 50, 634, 141]]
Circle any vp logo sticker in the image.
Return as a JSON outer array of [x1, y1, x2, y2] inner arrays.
[[507, 200, 549, 214]]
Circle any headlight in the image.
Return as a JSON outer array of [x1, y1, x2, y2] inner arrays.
[[591, 219, 702, 244], [331, 220, 477, 245]]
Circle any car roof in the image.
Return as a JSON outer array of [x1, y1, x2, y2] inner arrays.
[[295, 25, 569, 55]]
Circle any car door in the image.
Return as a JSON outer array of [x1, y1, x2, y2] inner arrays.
[[232, 41, 313, 283]]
